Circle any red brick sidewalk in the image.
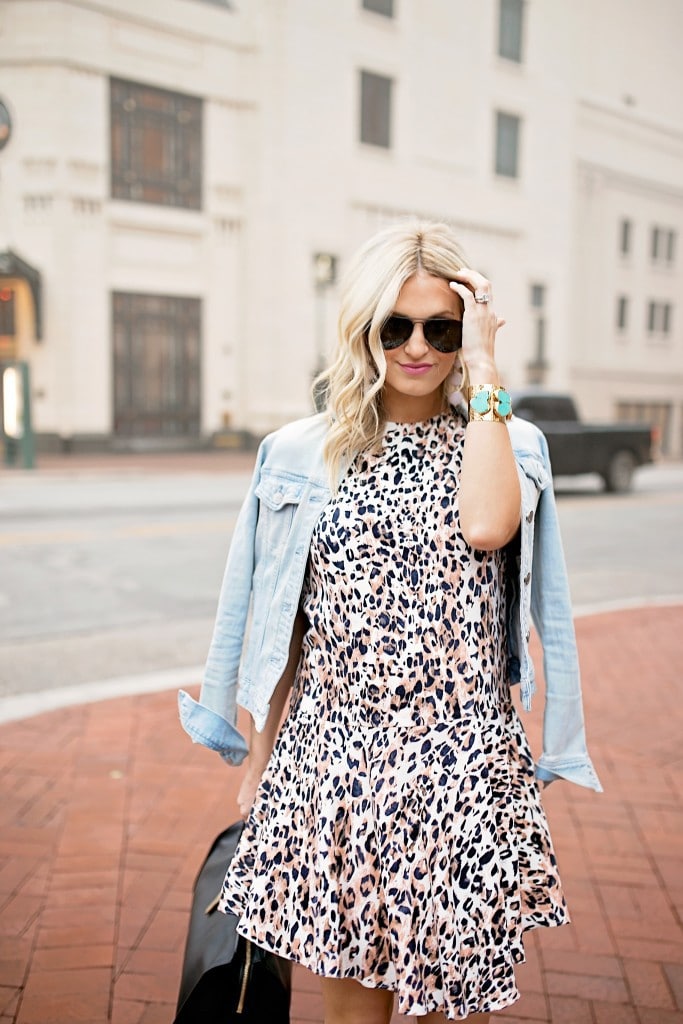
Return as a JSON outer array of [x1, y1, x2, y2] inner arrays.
[[1, 606, 682, 1024]]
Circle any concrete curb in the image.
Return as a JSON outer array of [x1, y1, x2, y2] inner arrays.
[[572, 593, 683, 618], [0, 664, 203, 725]]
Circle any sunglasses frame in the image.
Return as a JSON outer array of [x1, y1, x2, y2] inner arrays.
[[376, 313, 463, 353]]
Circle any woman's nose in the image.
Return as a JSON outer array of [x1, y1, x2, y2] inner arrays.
[[403, 323, 430, 357]]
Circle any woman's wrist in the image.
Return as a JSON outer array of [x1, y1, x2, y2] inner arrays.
[[464, 359, 500, 387], [245, 754, 269, 776], [467, 382, 513, 423]]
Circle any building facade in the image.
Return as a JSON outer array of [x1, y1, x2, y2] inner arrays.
[[0, 0, 681, 453]]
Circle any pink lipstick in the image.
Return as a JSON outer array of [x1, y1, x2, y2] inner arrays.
[[400, 364, 432, 376]]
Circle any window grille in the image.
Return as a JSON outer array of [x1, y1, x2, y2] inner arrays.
[[112, 292, 202, 437], [111, 78, 202, 209]]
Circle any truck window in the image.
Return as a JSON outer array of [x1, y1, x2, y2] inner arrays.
[[513, 396, 578, 422], [527, 397, 576, 421]]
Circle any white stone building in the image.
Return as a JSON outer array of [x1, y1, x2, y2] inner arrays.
[[0, 0, 681, 453]]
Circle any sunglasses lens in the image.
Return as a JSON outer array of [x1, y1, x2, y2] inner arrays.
[[377, 315, 463, 352], [424, 319, 463, 352], [379, 315, 414, 349]]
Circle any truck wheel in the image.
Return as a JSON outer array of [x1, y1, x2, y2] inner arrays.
[[604, 450, 637, 493]]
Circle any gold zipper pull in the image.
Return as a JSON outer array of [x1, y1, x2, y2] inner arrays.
[[204, 893, 221, 915], [236, 939, 253, 1015]]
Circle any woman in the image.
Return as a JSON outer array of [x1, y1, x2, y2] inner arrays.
[[179, 221, 602, 1022]]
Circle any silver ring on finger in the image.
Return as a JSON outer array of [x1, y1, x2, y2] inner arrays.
[[474, 291, 492, 304]]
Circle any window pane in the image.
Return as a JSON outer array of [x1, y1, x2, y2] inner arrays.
[[362, 0, 394, 15], [498, 0, 523, 61], [667, 230, 676, 263], [620, 218, 631, 255], [617, 295, 628, 330], [530, 283, 545, 308], [663, 303, 671, 333], [647, 301, 657, 332], [651, 226, 660, 260], [534, 316, 546, 363], [110, 78, 202, 209], [495, 111, 520, 178], [112, 292, 202, 436], [360, 70, 393, 148]]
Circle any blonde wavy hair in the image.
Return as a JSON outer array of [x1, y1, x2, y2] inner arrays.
[[317, 220, 469, 486]]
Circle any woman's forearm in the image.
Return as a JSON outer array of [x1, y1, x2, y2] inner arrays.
[[458, 360, 521, 551], [237, 608, 308, 819], [247, 608, 308, 772], [447, 274, 521, 551]]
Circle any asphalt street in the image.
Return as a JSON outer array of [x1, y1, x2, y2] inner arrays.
[[1, 456, 682, 715]]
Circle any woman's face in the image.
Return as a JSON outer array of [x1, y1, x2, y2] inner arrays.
[[380, 270, 462, 422]]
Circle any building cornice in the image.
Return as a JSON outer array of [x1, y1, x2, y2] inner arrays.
[[47, 0, 257, 53], [578, 96, 683, 144], [0, 58, 258, 110], [577, 160, 683, 205], [350, 201, 523, 241]]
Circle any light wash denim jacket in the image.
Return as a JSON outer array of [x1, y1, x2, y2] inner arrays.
[[179, 407, 602, 792]]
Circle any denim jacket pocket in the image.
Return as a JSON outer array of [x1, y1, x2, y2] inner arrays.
[[255, 470, 306, 510], [255, 471, 306, 555]]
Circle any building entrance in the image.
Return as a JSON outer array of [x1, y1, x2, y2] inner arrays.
[[113, 292, 201, 438]]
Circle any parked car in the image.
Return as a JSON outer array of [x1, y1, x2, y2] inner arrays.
[[511, 390, 656, 493]]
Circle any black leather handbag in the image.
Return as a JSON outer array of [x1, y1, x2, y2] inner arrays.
[[173, 820, 292, 1023]]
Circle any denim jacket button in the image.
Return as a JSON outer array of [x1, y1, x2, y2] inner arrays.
[[526, 510, 534, 523], [525, 630, 531, 642], [524, 572, 531, 585]]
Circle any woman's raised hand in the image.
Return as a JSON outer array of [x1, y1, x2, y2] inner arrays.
[[449, 268, 505, 383]]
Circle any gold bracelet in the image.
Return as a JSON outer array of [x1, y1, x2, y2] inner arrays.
[[468, 384, 513, 422]]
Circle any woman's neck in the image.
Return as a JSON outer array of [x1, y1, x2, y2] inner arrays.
[[382, 389, 446, 424]]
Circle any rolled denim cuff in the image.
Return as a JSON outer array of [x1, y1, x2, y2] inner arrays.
[[178, 690, 249, 766], [536, 755, 603, 792]]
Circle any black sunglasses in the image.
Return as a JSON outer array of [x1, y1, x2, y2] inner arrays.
[[378, 314, 463, 353]]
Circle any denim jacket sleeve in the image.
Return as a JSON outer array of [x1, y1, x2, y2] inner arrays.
[[527, 431, 602, 792], [176, 441, 271, 767]]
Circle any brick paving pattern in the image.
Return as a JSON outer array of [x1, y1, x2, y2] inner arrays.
[[0, 605, 681, 1023]]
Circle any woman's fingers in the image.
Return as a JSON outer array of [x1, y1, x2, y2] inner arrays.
[[450, 267, 493, 305], [449, 272, 503, 369], [448, 280, 473, 304], [449, 279, 499, 324]]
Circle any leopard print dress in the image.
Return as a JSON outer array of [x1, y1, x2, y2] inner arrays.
[[219, 411, 569, 1020]]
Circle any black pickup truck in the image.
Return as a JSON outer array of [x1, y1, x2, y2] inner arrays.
[[511, 390, 656, 493]]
